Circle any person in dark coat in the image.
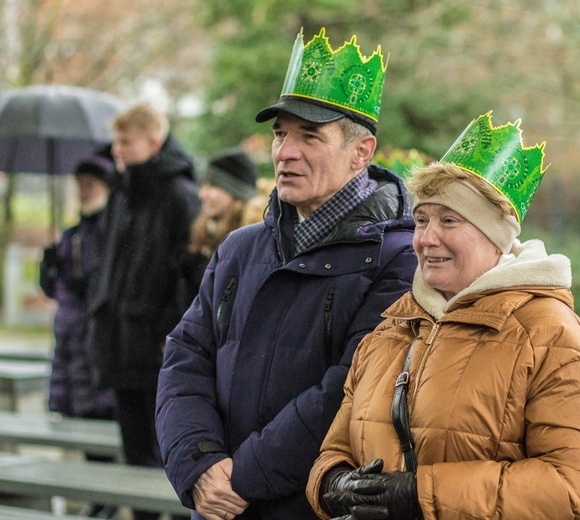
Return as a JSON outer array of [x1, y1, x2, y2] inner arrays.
[[156, 28, 418, 520], [178, 147, 257, 309], [39, 149, 118, 518], [86, 102, 200, 520]]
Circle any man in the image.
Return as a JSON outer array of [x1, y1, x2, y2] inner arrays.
[[87, 102, 200, 520], [156, 28, 417, 519]]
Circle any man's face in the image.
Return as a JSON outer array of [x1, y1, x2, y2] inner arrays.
[[112, 126, 161, 168], [271, 112, 372, 218]]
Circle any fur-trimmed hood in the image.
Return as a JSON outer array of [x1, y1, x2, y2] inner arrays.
[[414, 238, 572, 319]]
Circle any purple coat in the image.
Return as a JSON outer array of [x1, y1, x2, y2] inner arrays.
[[156, 165, 418, 519], [40, 210, 117, 419]]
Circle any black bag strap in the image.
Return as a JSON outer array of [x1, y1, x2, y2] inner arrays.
[[391, 334, 419, 472]]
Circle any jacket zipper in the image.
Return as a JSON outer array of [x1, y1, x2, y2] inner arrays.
[[425, 322, 440, 346], [217, 277, 237, 323], [323, 288, 335, 366], [410, 322, 440, 406]]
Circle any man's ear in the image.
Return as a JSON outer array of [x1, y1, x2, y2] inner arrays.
[[352, 135, 376, 169]]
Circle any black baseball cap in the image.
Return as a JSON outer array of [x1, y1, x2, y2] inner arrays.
[[256, 96, 377, 134]]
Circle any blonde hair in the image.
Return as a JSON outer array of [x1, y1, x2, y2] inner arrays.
[[111, 102, 169, 141], [241, 177, 276, 226], [405, 161, 515, 218], [189, 199, 245, 258]]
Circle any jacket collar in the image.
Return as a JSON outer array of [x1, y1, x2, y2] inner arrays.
[[266, 164, 414, 258]]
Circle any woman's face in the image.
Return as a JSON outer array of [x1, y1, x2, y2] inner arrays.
[[199, 183, 236, 219], [413, 203, 501, 300], [76, 173, 109, 206]]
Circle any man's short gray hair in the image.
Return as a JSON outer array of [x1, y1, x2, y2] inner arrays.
[[338, 117, 373, 148]]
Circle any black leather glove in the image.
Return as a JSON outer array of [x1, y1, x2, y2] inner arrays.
[[331, 504, 390, 520], [322, 459, 388, 517], [325, 466, 422, 520]]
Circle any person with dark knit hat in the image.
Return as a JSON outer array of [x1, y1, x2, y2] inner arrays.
[[39, 147, 118, 519], [178, 147, 257, 309]]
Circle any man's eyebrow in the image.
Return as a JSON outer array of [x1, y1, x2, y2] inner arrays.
[[299, 122, 322, 134], [271, 120, 323, 134]]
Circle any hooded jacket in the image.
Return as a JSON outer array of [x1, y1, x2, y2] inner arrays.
[[156, 165, 418, 519], [307, 239, 580, 519], [87, 134, 200, 390]]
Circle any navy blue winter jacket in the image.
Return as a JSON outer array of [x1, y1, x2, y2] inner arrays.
[[156, 165, 417, 519]]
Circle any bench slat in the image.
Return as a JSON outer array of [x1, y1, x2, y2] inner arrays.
[[0, 505, 92, 520], [0, 453, 189, 516], [0, 412, 122, 458]]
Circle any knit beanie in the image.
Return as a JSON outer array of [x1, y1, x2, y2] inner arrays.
[[74, 150, 116, 188], [204, 148, 258, 202], [412, 181, 521, 254]]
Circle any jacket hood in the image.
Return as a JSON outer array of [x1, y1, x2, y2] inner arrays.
[[413, 238, 572, 319], [124, 134, 196, 188]]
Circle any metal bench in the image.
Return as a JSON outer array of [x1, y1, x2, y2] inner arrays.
[[0, 453, 189, 516], [0, 412, 123, 460], [0, 360, 51, 412], [0, 505, 92, 519], [0, 342, 52, 362]]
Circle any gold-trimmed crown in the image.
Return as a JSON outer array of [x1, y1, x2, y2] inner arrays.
[[441, 111, 548, 222], [281, 28, 387, 126]]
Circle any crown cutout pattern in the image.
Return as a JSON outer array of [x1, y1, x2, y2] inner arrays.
[[442, 111, 547, 222], [280, 28, 387, 124]]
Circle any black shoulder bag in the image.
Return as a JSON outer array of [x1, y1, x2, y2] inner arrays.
[[391, 335, 419, 472]]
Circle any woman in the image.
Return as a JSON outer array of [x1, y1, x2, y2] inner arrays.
[[40, 150, 117, 422], [306, 112, 580, 520], [178, 147, 257, 308], [39, 149, 118, 519]]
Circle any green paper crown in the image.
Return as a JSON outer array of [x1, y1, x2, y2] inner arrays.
[[441, 111, 548, 222], [281, 28, 387, 125]]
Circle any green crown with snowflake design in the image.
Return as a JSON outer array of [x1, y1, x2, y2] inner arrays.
[[280, 28, 387, 126], [441, 111, 547, 222]]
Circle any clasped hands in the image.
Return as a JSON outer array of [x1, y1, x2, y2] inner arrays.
[[193, 458, 248, 520], [322, 459, 422, 520]]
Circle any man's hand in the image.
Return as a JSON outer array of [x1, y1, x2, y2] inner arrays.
[[192, 458, 249, 519]]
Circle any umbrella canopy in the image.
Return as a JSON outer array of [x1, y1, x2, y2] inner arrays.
[[0, 85, 125, 239], [0, 84, 125, 175]]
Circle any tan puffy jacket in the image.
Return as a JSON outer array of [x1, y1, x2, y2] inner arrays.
[[307, 240, 580, 520]]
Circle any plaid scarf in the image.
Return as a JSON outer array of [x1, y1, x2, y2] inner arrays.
[[293, 169, 377, 255]]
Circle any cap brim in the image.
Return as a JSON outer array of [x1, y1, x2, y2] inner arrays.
[[256, 97, 344, 124]]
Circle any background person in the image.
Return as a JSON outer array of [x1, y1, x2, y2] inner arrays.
[[178, 147, 257, 308], [87, 102, 200, 520], [306, 112, 580, 520], [39, 149, 118, 519], [156, 28, 417, 519]]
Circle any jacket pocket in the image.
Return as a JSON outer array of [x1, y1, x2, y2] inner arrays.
[[216, 276, 238, 342]]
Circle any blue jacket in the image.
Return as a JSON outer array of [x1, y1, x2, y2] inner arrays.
[[156, 165, 417, 519]]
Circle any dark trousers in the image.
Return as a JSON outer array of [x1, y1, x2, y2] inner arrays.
[[115, 387, 163, 520]]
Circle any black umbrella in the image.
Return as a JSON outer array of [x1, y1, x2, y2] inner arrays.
[[0, 84, 125, 235]]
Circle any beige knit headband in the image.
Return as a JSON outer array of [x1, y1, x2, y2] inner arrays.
[[412, 181, 521, 254]]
